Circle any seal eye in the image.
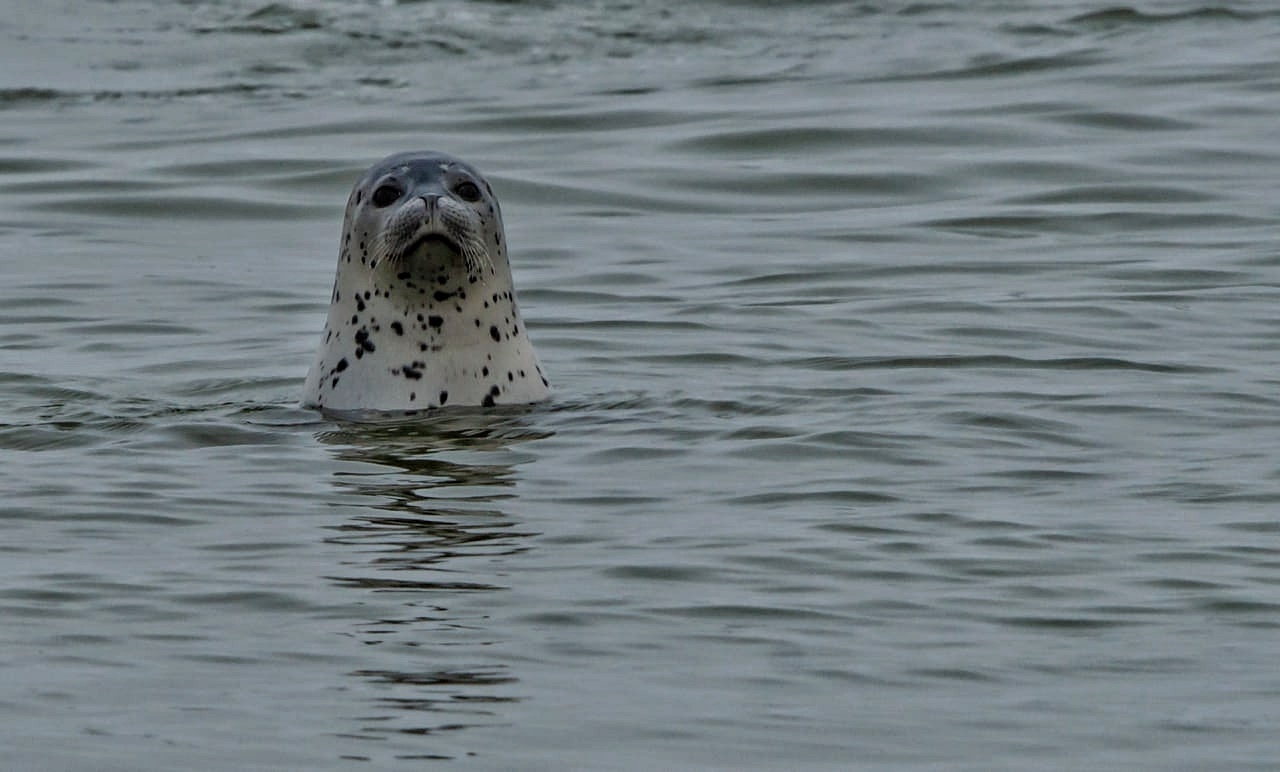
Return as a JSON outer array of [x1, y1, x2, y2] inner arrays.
[[371, 184, 402, 208], [454, 181, 482, 202]]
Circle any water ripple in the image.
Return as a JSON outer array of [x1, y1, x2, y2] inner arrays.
[[3, 0, 1280, 768]]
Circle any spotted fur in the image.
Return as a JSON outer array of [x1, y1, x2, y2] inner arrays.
[[302, 151, 551, 413]]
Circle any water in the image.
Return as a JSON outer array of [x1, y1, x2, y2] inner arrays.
[[3, 1, 1280, 768]]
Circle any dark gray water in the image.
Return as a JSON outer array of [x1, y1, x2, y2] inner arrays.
[[3, 1, 1280, 768]]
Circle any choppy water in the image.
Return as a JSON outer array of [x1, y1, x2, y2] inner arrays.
[[3, 1, 1280, 768]]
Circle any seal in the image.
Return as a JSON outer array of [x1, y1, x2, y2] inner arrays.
[[302, 151, 550, 413]]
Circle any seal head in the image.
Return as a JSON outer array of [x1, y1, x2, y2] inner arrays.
[[303, 151, 551, 413]]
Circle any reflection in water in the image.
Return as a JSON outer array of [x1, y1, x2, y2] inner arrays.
[[315, 410, 552, 744]]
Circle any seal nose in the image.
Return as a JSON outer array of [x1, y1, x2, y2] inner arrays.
[[418, 194, 441, 227]]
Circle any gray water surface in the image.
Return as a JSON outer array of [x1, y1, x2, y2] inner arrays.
[[3, 1, 1280, 769]]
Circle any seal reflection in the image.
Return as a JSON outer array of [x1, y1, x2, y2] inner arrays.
[[315, 410, 551, 749]]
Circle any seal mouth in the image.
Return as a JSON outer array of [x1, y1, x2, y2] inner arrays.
[[402, 232, 462, 262]]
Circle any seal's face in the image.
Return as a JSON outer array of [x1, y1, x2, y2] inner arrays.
[[304, 150, 550, 412], [345, 151, 505, 281]]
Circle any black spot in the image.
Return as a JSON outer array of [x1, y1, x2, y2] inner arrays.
[[403, 366, 422, 380], [489, 325, 500, 342], [419, 342, 428, 352], [489, 384, 501, 396], [482, 366, 489, 377], [356, 297, 366, 312], [397, 271, 411, 280], [474, 319, 481, 327], [433, 290, 453, 302], [355, 348, 364, 360], [439, 390, 448, 405], [391, 321, 403, 336], [336, 358, 348, 372], [507, 371, 514, 382], [482, 394, 495, 407], [519, 370, 526, 377], [416, 314, 424, 322], [428, 315, 444, 328], [351, 315, 358, 324], [541, 376, 549, 387], [355, 328, 375, 353], [331, 376, 339, 388], [410, 392, 416, 401]]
